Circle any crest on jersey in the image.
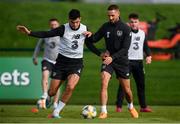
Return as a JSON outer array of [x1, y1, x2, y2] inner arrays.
[[106, 32, 110, 38], [117, 30, 123, 37]]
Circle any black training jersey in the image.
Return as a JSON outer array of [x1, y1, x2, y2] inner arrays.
[[89, 19, 132, 65]]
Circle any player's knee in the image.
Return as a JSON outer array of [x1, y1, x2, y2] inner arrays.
[[66, 84, 75, 91], [124, 88, 131, 95], [101, 82, 108, 90], [101, 75, 108, 81], [48, 89, 56, 97], [42, 79, 48, 85]]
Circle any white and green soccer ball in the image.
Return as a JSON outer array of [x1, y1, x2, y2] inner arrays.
[[81, 105, 97, 119]]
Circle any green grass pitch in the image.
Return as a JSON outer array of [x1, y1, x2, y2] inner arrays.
[[0, 105, 180, 123]]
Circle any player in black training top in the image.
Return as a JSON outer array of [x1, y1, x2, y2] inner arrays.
[[86, 4, 139, 119]]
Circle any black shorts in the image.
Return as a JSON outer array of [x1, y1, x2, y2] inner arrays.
[[101, 63, 130, 79], [51, 53, 83, 80], [41, 60, 55, 72]]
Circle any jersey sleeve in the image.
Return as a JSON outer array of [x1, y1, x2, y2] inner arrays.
[[143, 36, 151, 56], [85, 38, 101, 56], [85, 24, 106, 56], [32, 38, 44, 59], [89, 23, 105, 43], [29, 25, 65, 38]]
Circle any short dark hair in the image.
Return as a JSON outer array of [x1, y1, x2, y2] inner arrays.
[[129, 13, 139, 19], [69, 9, 80, 20], [49, 18, 59, 22], [107, 4, 119, 11]]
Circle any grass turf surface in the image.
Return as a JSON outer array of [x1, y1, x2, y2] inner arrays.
[[0, 105, 180, 123]]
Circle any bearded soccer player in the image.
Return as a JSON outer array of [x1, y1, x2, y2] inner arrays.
[[86, 5, 139, 119]]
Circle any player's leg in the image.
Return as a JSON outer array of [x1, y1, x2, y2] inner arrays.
[[115, 65, 138, 118], [36, 69, 50, 109], [99, 71, 111, 119], [41, 70, 49, 99], [53, 88, 60, 109], [47, 78, 63, 118], [47, 61, 63, 109], [48, 54, 66, 100], [132, 61, 146, 108], [48, 79, 62, 97], [47, 64, 66, 118], [61, 74, 79, 103], [118, 78, 132, 103], [132, 61, 152, 112], [37, 61, 54, 109], [47, 78, 63, 109], [115, 62, 134, 112], [99, 64, 113, 119], [41, 60, 51, 99], [116, 84, 124, 112], [118, 77, 138, 118], [52, 73, 80, 118], [100, 71, 111, 110]]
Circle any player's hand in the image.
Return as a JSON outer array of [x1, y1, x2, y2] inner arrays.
[[100, 50, 110, 60], [33, 58, 38, 65], [103, 56, 112, 65], [16, 25, 31, 35], [83, 31, 92, 38], [146, 56, 152, 64]]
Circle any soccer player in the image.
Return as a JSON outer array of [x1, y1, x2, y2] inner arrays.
[[16, 9, 95, 118], [86, 5, 139, 118], [32, 18, 61, 109], [116, 13, 152, 112]]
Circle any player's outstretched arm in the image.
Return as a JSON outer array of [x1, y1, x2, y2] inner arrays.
[[17, 25, 64, 38], [16, 25, 31, 35]]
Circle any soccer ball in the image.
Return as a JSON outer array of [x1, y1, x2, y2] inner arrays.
[[37, 98, 46, 109], [81, 105, 97, 119]]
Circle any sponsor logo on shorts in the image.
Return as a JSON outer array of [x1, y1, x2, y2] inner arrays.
[[126, 73, 129, 76], [102, 64, 106, 69], [43, 66, 47, 70], [52, 72, 56, 77], [77, 69, 81, 73]]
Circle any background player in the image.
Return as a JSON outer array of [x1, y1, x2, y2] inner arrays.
[[86, 5, 139, 119], [116, 13, 152, 113], [32, 18, 61, 109]]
